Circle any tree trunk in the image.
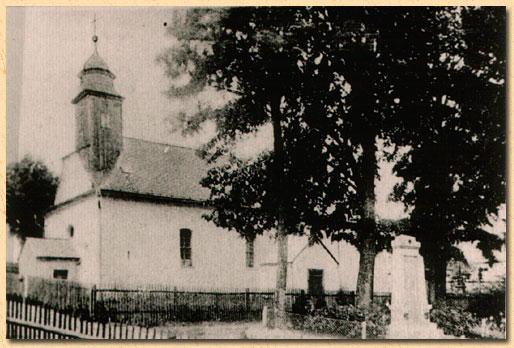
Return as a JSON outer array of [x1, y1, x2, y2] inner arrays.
[[275, 213, 288, 327], [355, 132, 377, 308], [356, 238, 376, 307], [424, 255, 447, 304], [271, 98, 288, 328]]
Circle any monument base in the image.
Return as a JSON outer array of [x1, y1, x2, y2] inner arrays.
[[387, 319, 450, 339]]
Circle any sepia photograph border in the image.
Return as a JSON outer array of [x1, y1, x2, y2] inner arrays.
[[0, 0, 511, 347]]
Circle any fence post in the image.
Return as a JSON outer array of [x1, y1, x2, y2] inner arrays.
[[245, 288, 250, 314], [21, 276, 28, 302], [361, 320, 367, 339], [90, 285, 97, 319], [262, 305, 268, 326], [215, 293, 219, 320], [173, 287, 177, 316]]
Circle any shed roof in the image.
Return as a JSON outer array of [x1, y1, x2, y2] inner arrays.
[[22, 238, 80, 260]]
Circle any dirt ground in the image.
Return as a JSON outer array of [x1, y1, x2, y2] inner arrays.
[[160, 321, 344, 339]]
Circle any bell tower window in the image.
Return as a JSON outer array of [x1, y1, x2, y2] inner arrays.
[[100, 111, 111, 128]]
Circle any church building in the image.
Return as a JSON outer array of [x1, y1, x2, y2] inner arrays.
[[17, 37, 392, 293]]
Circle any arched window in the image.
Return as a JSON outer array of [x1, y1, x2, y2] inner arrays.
[[67, 225, 74, 238], [180, 229, 192, 267]]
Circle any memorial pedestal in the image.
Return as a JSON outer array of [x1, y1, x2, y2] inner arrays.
[[387, 235, 448, 339]]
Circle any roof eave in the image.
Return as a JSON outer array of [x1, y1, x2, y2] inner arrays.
[[72, 89, 124, 104], [47, 189, 96, 215], [99, 189, 210, 208], [36, 256, 80, 261]]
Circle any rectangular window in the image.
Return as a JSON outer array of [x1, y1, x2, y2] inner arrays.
[[180, 228, 192, 267], [246, 239, 254, 268], [53, 269, 68, 280]]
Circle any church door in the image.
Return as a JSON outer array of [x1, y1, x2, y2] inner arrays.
[[308, 269, 324, 295]]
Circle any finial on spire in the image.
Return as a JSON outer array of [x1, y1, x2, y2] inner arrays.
[[92, 13, 98, 50]]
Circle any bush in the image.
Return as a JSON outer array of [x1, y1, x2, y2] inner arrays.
[[25, 276, 91, 316], [287, 303, 390, 338], [466, 288, 505, 325], [429, 302, 480, 338], [7, 272, 23, 297]]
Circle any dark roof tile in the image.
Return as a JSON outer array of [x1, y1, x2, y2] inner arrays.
[[101, 137, 210, 201]]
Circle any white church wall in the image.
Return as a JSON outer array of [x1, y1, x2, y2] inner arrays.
[[54, 152, 94, 205], [99, 197, 264, 290], [41, 191, 394, 293], [44, 195, 101, 285]]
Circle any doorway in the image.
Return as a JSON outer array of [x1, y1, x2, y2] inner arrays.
[[308, 269, 324, 295]]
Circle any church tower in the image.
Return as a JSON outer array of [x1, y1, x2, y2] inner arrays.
[[72, 33, 123, 178]]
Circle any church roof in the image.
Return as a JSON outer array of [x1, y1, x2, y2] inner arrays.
[[22, 238, 80, 260], [100, 137, 211, 202]]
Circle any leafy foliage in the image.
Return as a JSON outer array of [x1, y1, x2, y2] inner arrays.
[[288, 303, 390, 338], [159, 6, 505, 305], [389, 6, 506, 297], [6, 156, 59, 240], [429, 302, 480, 338], [159, 7, 400, 243]]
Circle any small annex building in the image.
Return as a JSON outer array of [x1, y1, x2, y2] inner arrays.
[[18, 40, 393, 294]]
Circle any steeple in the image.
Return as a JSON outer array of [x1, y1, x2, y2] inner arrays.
[[72, 19, 123, 177], [72, 33, 120, 102]]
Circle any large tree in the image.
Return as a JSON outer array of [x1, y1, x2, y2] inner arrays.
[[390, 6, 506, 302], [159, 7, 356, 323], [159, 7, 410, 312], [7, 156, 59, 241], [159, 6, 504, 314]]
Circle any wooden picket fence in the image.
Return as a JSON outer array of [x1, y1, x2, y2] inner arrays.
[[6, 298, 174, 339]]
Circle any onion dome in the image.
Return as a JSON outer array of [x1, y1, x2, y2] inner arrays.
[[83, 50, 110, 72], [72, 35, 121, 104]]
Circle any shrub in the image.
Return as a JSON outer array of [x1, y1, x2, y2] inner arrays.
[[7, 272, 23, 297], [25, 276, 91, 315], [466, 288, 505, 325], [287, 303, 390, 339], [429, 302, 480, 338]]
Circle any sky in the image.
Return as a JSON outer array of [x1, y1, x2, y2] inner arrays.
[[7, 7, 505, 275]]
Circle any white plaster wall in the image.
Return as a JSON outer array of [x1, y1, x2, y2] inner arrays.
[[374, 250, 393, 293], [6, 225, 22, 262], [18, 247, 79, 281], [256, 236, 362, 292], [54, 152, 94, 204], [44, 196, 101, 285], [42, 192, 395, 293], [99, 197, 267, 289], [338, 241, 360, 291], [257, 237, 391, 294], [289, 243, 341, 292]]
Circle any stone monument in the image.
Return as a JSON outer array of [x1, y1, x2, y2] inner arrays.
[[387, 234, 447, 339]]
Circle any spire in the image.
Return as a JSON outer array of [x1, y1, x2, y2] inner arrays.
[[92, 13, 98, 52], [72, 12, 124, 175], [83, 13, 110, 72], [72, 14, 121, 103]]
